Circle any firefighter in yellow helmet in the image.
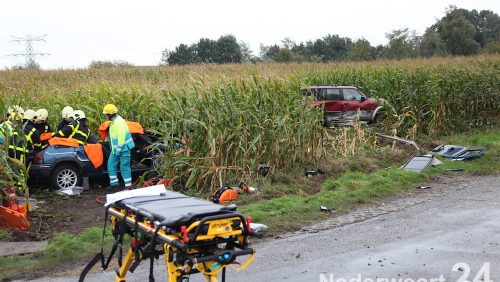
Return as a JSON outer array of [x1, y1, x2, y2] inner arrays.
[[2, 106, 30, 189], [102, 104, 135, 188], [1, 106, 25, 152], [1, 105, 24, 144]]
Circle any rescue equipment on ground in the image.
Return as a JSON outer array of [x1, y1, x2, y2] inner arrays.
[[208, 185, 239, 205], [0, 187, 30, 230], [80, 185, 255, 282]]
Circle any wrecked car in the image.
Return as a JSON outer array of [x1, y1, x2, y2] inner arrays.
[[302, 85, 382, 126]]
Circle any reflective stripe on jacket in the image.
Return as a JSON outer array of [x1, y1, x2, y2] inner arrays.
[[109, 115, 135, 154], [23, 121, 41, 151], [68, 120, 90, 145], [53, 120, 90, 145]]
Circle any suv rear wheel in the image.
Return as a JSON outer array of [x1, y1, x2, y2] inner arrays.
[[50, 164, 82, 190]]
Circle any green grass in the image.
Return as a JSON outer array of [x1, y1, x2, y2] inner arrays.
[[429, 128, 500, 174], [240, 167, 426, 233], [0, 230, 12, 241], [0, 227, 115, 280]]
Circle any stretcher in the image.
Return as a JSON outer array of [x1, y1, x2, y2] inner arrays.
[[80, 186, 255, 282]]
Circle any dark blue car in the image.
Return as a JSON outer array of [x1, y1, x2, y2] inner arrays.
[[29, 134, 163, 190]]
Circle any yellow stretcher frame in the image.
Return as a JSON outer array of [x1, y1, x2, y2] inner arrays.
[[107, 205, 255, 282]]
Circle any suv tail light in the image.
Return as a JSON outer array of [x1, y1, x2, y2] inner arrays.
[[33, 154, 43, 164]]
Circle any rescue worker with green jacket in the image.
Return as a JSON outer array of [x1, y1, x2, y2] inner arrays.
[[102, 104, 135, 188]]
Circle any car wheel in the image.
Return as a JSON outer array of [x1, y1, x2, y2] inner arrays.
[[51, 164, 82, 190], [370, 112, 383, 124]]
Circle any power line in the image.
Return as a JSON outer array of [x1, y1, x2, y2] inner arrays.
[[9, 34, 50, 68]]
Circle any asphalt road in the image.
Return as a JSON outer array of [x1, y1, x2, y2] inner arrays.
[[23, 174, 500, 282]]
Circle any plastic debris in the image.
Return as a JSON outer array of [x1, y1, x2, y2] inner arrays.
[[305, 170, 318, 178], [433, 145, 485, 160], [320, 206, 331, 212], [446, 168, 464, 172], [402, 155, 435, 172], [249, 223, 268, 238], [58, 186, 84, 196]]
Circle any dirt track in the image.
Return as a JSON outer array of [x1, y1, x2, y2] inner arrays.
[[22, 174, 500, 281]]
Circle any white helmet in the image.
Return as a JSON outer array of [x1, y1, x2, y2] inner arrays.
[[7, 105, 24, 121], [61, 106, 74, 118], [24, 109, 37, 121], [71, 110, 86, 120], [36, 109, 49, 122]]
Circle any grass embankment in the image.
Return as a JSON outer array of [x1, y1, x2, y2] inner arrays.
[[240, 127, 500, 233], [0, 127, 499, 280], [0, 227, 116, 280]]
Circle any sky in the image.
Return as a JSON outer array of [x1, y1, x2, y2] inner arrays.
[[0, 0, 498, 69]]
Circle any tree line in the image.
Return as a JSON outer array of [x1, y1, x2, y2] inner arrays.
[[160, 6, 500, 66]]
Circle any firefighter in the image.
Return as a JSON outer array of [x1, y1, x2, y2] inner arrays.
[[52, 110, 90, 145], [2, 106, 29, 189], [34, 109, 52, 134], [35, 109, 53, 146], [56, 106, 74, 132], [1, 105, 24, 136], [1, 106, 26, 159], [102, 104, 135, 188], [22, 110, 42, 153]]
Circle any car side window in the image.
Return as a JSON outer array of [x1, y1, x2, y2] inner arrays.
[[325, 89, 340, 101], [316, 89, 326, 101], [342, 89, 363, 101]]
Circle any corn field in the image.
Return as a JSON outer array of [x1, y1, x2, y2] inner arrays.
[[0, 55, 498, 190]]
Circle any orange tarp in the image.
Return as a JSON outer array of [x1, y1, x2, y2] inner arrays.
[[49, 137, 79, 147], [40, 132, 53, 142], [84, 144, 104, 169], [99, 120, 144, 140]]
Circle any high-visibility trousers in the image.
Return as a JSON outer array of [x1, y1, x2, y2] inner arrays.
[[107, 150, 132, 188]]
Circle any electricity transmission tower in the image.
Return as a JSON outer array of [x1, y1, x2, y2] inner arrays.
[[9, 34, 49, 68]]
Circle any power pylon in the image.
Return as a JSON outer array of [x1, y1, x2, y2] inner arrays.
[[9, 34, 49, 68]]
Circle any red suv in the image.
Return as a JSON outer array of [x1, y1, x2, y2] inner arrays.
[[302, 85, 381, 126]]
